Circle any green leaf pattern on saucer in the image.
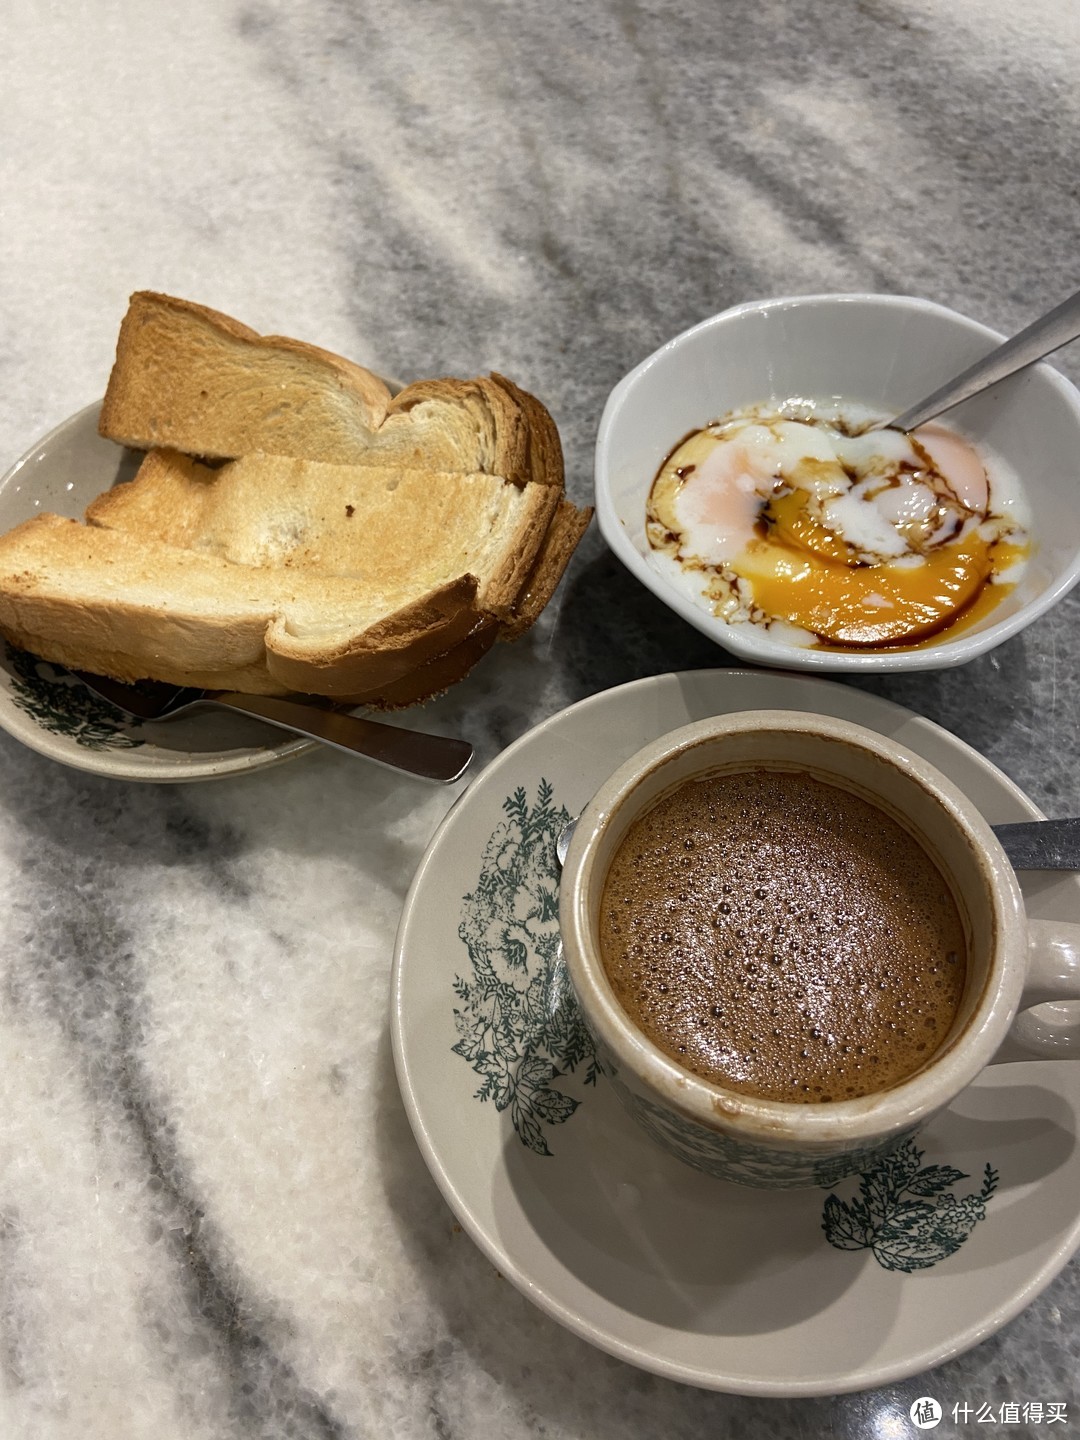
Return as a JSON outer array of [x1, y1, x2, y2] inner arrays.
[[823, 1138, 999, 1271], [453, 779, 600, 1156], [3, 643, 145, 751], [453, 774, 999, 1272]]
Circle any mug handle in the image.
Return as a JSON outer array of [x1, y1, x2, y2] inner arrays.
[[991, 919, 1080, 1062]]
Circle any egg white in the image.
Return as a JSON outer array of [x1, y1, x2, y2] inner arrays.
[[646, 399, 1031, 647]]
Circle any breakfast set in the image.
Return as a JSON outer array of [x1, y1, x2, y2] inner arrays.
[[2, 288, 1079, 1395]]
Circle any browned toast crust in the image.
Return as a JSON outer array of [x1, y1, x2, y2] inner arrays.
[[500, 500, 593, 639], [99, 291, 393, 460], [343, 618, 501, 709], [0, 293, 588, 704]]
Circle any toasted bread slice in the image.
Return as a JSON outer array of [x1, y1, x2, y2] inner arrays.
[[344, 619, 501, 709], [499, 498, 593, 639], [0, 514, 483, 696], [344, 501, 594, 709], [3, 293, 587, 706], [98, 292, 393, 463], [99, 292, 564, 488], [87, 448, 562, 622]]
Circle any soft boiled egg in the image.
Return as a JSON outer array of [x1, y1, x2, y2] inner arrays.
[[645, 401, 1030, 649]]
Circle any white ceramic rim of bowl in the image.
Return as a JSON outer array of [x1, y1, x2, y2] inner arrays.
[[560, 708, 1028, 1145], [594, 292, 1080, 672]]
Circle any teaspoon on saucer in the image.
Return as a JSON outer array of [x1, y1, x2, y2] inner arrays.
[[884, 285, 1080, 432], [556, 815, 1080, 872]]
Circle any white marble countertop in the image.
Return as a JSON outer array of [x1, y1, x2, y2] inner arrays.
[[3, 2, 1080, 1435]]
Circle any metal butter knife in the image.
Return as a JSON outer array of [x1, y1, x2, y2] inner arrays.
[[75, 671, 473, 784]]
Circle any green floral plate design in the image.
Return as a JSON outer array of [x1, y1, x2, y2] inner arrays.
[[453, 780, 599, 1156], [822, 1138, 999, 1272], [393, 668, 1080, 1396], [4, 644, 146, 751]]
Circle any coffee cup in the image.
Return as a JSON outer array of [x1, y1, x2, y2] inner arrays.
[[558, 709, 1080, 1188]]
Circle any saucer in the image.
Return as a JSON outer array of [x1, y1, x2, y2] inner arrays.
[[0, 403, 316, 781], [392, 669, 1080, 1396]]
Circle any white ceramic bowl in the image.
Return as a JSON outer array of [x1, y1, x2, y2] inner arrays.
[[594, 293, 1080, 671]]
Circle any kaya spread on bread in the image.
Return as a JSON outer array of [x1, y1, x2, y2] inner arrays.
[[0, 293, 591, 704], [646, 399, 1031, 650]]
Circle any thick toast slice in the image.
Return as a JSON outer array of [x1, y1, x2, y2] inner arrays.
[[87, 449, 562, 622], [0, 292, 590, 705], [99, 292, 564, 488], [98, 292, 393, 463], [0, 514, 483, 697]]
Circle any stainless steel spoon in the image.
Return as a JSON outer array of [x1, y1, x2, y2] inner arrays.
[[75, 671, 473, 784], [556, 815, 1080, 871], [885, 285, 1080, 432]]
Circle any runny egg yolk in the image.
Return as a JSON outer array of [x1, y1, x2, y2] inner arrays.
[[646, 407, 1024, 648], [737, 524, 992, 645]]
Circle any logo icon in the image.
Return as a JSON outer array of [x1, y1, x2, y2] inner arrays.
[[909, 1397, 943, 1429]]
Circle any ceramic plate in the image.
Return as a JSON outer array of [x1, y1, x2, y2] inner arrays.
[[0, 403, 316, 781], [392, 670, 1080, 1396]]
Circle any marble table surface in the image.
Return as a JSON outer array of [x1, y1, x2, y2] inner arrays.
[[3, 1, 1080, 1435]]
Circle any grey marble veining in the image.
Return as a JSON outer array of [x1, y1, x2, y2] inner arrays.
[[3, 0, 1080, 1436]]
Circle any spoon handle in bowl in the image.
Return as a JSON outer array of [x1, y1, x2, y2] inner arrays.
[[889, 286, 1080, 432]]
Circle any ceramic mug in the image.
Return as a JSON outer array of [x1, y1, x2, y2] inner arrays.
[[558, 710, 1080, 1189]]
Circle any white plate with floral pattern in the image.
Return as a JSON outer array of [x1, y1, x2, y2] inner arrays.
[[0, 403, 316, 781], [392, 669, 1080, 1396]]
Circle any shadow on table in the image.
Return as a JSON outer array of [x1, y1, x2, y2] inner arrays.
[[376, 997, 1079, 1410]]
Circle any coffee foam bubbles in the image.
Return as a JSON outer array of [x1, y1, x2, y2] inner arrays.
[[599, 768, 967, 1103]]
